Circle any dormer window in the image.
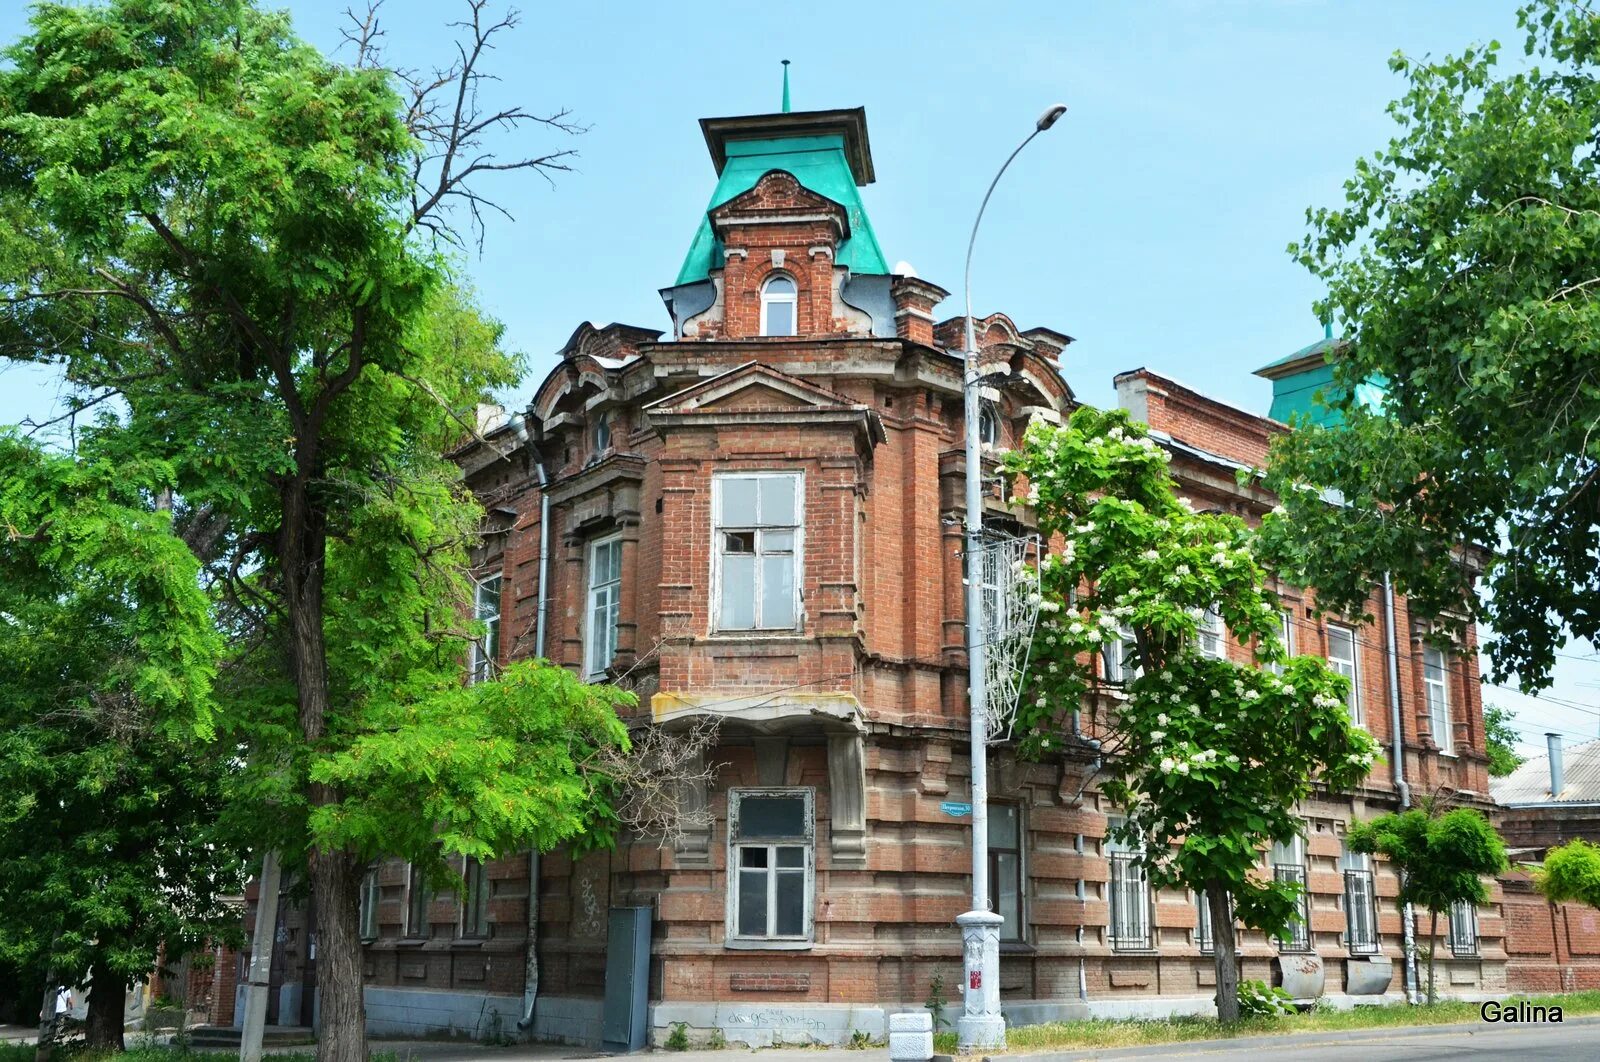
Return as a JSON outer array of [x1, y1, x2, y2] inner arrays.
[[591, 411, 612, 454], [760, 274, 797, 337]]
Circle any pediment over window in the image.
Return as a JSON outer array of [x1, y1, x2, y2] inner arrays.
[[644, 361, 885, 449], [709, 170, 850, 240]]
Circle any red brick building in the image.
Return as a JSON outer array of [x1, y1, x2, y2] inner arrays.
[[230, 102, 1500, 1044]]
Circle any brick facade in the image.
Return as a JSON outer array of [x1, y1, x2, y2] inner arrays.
[[224, 103, 1505, 1044]]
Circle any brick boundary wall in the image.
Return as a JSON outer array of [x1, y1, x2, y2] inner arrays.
[[1502, 870, 1600, 993]]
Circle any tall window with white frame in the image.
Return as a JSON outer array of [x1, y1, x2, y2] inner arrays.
[[1269, 833, 1311, 952], [1340, 841, 1379, 955], [714, 473, 801, 632], [1196, 606, 1226, 659], [989, 804, 1024, 943], [759, 274, 797, 337], [727, 789, 814, 946], [585, 535, 622, 679], [1271, 608, 1296, 674], [1107, 819, 1152, 951], [1195, 889, 1230, 954], [470, 574, 502, 684], [359, 867, 380, 942], [1325, 624, 1362, 726], [1423, 646, 1453, 753], [460, 857, 489, 939], [1103, 625, 1140, 684]]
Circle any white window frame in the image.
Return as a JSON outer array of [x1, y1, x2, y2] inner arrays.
[[1106, 818, 1153, 951], [1340, 843, 1379, 956], [460, 857, 490, 939], [711, 472, 803, 633], [725, 787, 815, 949], [1423, 646, 1453, 754], [978, 404, 1000, 447], [470, 574, 502, 684], [1326, 623, 1362, 725], [1271, 609, 1295, 674], [1102, 625, 1140, 684], [359, 867, 380, 942], [1196, 607, 1226, 660], [585, 534, 623, 679], [759, 273, 798, 337]]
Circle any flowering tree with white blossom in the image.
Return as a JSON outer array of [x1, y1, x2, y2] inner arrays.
[[1002, 407, 1380, 1022]]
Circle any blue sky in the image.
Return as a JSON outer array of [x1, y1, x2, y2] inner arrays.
[[2, 0, 1596, 760]]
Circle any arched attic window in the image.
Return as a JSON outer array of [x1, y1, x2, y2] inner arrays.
[[760, 274, 797, 337], [591, 411, 612, 454], [978, 404, 1001, 447]]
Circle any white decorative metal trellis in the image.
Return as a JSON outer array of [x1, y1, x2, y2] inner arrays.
[[975, 532, 1042, 743]]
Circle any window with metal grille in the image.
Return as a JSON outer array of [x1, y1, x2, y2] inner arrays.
[[1269, 834, 1310, 952], [1423, 646, 1453, 753], [1107, 821, 1152, 951], [714, 474, 801, 632], [1448, 900, 1479, 956], [460, 858, 490, 938], [1195, 890, 1215, 954], [470, 574, 501, 684], [1341, 844, 1379, 955], [727, 789, 814, 945]]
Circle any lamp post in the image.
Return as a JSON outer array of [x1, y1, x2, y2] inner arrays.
[[957, 102, 1066, 1055]]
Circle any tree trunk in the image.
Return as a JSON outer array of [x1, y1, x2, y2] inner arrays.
[[85, 966, 126, 1052], [1426, 908, 1439, 1005], [1208, 884, 1240, 1023], [279, 475, 367, 1062], [309, 851, 365, 1062], [35, 976, 59, 1062]]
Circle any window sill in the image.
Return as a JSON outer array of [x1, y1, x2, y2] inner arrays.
[[1438, 751, 1458, 759], [708, 630, 807, 640], [725, 938, 814, 951], [396, 938, 428, 947], [998, 940, 1034, 955], [1110, 948, 1159, 957]]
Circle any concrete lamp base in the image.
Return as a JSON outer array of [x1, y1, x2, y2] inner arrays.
[[955, 910, 1005, 1053]]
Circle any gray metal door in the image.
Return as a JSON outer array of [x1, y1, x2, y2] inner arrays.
[[601, 906, 651, 1051]]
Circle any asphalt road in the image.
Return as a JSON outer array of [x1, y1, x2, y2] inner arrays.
[[1047, 1020, 1600, 1061]]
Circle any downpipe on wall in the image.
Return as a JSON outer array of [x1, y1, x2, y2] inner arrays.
[[1383, 572, 1421, 1006], [518, 451, 551, 1034]]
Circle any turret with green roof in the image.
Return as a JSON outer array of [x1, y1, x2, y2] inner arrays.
[[1254, 323, 1387, 427]]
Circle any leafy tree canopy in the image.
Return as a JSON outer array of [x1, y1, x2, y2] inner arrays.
[[1538, 839, 1600, 909], [0, 433, 243, 1031], [1260, 0, 1600, 692], [1484, 704, 1527, 777]]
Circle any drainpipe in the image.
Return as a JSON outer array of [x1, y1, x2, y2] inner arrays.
[[519, 445, 551, 1033], [1382, 573, 1420, 1005]]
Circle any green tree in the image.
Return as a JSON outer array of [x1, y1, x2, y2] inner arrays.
[[0, 434, 243, 1054], [1484, 705, 1526, 777], [0, 3, 626, 1059], [1537, 839, 1600, 908], [1004, 408, 1380, 1023], [1261, 0, 1600, 692], [1348, 801, 1508, 1003]]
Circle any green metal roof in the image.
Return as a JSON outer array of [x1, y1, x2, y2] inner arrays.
[[675, 108, 887, 285], [1254, 329, 1386, 427]]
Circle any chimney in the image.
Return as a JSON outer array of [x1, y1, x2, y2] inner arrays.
[[1548, 732, 1565, 800]]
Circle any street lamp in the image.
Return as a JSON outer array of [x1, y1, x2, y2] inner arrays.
[[957, 102, 1066, 1055]]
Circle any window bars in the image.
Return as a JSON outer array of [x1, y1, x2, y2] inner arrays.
[[1448, 900, 1479, 957], [973, 532, 1042, 743], [1109, 851, 1154, 951], [1273, 863, 1312, 952], [1342, 868, 1380, 955]]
